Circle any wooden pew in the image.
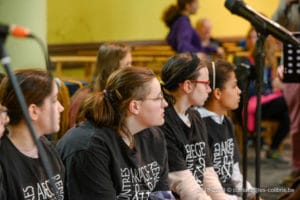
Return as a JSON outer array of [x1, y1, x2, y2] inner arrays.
[[131, 44, 175, 74], [47, 37, 251, 80], [50, 55, 97, 80]]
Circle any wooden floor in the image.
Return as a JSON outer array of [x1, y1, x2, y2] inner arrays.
[[246, 144, 292, 200]]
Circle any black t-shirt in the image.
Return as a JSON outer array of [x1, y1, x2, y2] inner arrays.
[[0, 164, 6, 200], [202, 116, 240, 194], [56, 120, 170, 200], [160, 106, 212, 186], [0, 135, 65, 200]]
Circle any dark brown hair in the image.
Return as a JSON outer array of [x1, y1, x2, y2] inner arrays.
[[161, 53, 206, 104], [0, 69, 53, 125], [162, 0, 195, 27], [204, 59, 236, 106], [208, 59, 235, 90]]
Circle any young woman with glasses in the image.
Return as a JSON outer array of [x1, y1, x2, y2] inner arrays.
[[159, 53, 227, 199], [56, 67, 175, 199]]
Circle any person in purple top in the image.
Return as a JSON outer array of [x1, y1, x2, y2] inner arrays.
[[162, 0, 218, 54]]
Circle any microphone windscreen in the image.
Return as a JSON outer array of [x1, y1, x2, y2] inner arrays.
[[10, 25, 31, 38]]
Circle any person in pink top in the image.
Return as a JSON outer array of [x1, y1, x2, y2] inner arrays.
[[273, 0, 300, 182], [233, 27, 290, 163]]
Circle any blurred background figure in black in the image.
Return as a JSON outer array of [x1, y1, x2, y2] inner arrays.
[[272, 0, 300, 186]]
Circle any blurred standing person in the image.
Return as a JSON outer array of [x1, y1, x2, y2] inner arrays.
[[57, 67, 174, 199], [162, 0, 219, 55], [159, 53, 228, 199], [272, 0, 300, 181], [272, 0, 300, 31], [68, 43, 132, 128], [0, 69, 65, 199]]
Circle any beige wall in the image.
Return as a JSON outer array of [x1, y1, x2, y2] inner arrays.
[[0, 0, 47, 71], [47, 0, 279, 44]]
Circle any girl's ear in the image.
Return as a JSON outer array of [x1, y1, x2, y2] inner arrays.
[[28, 104, 39, 121], [213, 88, 222, 100], [128, 99, 141, 115], [180, 80, 194, 94]]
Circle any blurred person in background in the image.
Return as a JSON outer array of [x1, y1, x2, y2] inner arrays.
[[272, 0, 300, 184], [233, 27, 290, 163], [162, 0, 221, 57], [195, 18, 225, 57], [69, 43, 132, 128]]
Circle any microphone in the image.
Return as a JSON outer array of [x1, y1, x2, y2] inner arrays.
[[0, 23, 32, 38], [225, 0, 300, 46]]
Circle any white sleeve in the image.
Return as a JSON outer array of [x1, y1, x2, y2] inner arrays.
[[168, 170, 212, 200], [231, 162, 256, 200], [203, 167, 228, 200]]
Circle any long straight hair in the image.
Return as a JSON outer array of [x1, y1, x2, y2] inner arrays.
[[92, 43, 131, 91]]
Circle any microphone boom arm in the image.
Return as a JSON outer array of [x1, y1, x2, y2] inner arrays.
[[225, 0, 300, 46]]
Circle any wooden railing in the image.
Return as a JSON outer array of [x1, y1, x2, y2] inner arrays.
[[50, 53, 173, 80], [50, 56, 97, 80]]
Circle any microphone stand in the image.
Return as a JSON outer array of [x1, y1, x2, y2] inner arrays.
[[242, 75, 250, 200], [0, 38, 60, 199], [253, 32, 266, 200], [239, 33, 266, 200]]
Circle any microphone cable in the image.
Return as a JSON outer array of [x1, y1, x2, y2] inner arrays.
[[0, 29, 60, 199]]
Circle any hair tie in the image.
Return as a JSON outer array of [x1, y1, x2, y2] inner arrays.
[[102, 89, 109, 100], [163, 53, 200, 90], [102, 89, 121, 104]]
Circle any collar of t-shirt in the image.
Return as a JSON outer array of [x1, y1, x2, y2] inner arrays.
[[177, 112, 191, 127], [195, 107, 224, 125]]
